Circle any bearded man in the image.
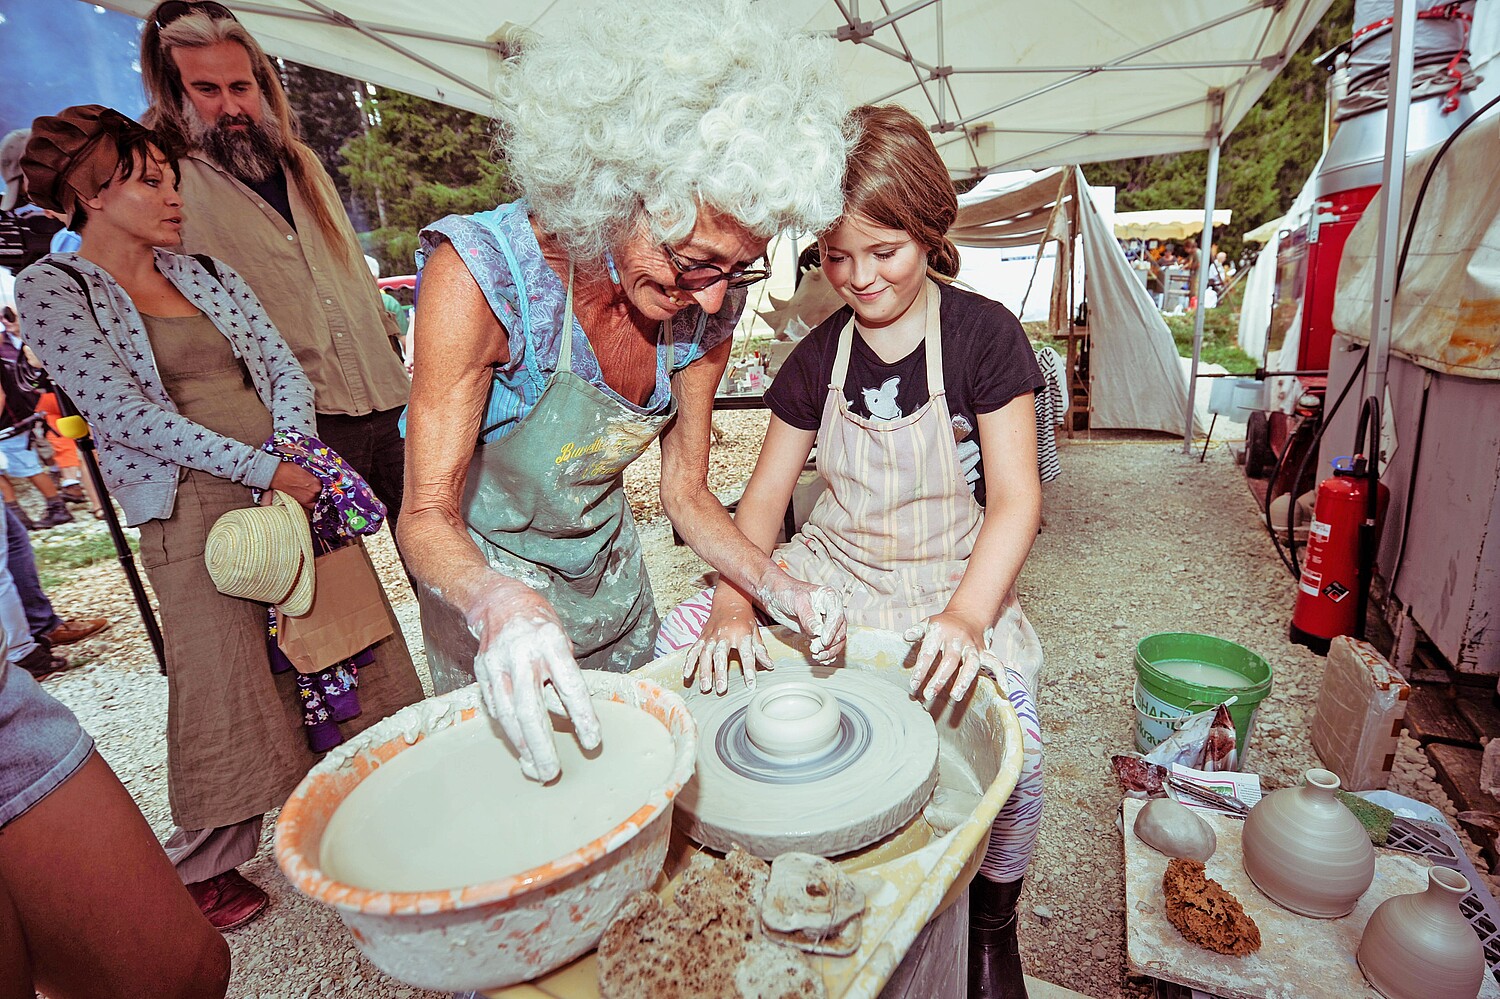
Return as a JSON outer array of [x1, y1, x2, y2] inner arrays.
[[139, 1, 410, 526]]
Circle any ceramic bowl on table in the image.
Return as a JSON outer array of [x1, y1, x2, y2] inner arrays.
[[274, 673, 697, 992]]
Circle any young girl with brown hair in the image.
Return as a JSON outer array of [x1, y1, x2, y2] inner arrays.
[[660, 104, 1047, 998]]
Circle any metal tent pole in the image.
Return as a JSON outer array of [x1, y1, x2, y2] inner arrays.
[[1364, 0, 1417, 408], [1182, 92, 1224, 452]]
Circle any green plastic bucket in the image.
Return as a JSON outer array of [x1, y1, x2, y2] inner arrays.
[[1132, 632, 1273, 757]]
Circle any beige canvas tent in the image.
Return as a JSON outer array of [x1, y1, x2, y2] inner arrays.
[[952, 169, 1198, 435]]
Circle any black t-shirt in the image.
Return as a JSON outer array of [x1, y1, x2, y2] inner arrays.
[[765, 282, 1043, 506], [246, 167, 296, 232]]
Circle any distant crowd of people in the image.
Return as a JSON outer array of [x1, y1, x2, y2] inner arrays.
[[1127, 237, 1233, 310]]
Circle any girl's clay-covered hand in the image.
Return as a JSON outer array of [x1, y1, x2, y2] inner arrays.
[[464, 586, 598, 783], [754, 569, 847, 664], [904, 614, 1004, 701], [683, 601, 772, 695]]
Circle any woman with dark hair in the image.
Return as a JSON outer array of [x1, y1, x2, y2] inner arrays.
[[14, 106, 421, 931], [661, 105, 1047, 999]]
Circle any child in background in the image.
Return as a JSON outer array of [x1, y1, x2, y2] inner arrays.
[[658, 104, 1047, 999]]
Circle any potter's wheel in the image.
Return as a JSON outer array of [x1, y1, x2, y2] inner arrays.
[[675, 664, 940, 858]]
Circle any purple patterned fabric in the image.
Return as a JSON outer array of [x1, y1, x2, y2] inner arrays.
[[259, 428, 385, 544]]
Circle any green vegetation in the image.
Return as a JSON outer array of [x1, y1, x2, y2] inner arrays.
[[32, 528, 137, 591], [338, 90, 520, 277], [1024, 278, 1255, 374]]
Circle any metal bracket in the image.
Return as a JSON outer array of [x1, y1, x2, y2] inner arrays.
[[836, 20, 875, 42], [1309, 206, 1340, 243]]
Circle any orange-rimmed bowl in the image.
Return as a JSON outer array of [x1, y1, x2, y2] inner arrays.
[[273, 673, 697, 991]]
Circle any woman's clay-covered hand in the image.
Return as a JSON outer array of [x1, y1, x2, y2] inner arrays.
[[904, 612, 1002, 701], [754, 568, 847, 664], [270, 460, 322, 509], [683, 599, 773, 695], [463, 585, 598, 783]]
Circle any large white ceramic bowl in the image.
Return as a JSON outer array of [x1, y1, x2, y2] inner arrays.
[[274, 673, 697, 991]]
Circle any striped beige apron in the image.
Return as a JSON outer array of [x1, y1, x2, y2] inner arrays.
[[774, 281, 1043, 689]]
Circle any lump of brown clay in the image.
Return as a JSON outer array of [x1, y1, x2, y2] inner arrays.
[[598, 848, 824, 999], [1162, 858, 1261, 957], [761, 852, 866, 956], [1134, 797, 1217, 861]]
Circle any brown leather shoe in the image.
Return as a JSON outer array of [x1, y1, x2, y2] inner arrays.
[[44, 617, 110, 646], [186, 869, 268, 932], [16, 644, 73, 681]]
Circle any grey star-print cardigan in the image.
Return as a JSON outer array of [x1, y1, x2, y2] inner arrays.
[[14, 249, 316, 526]]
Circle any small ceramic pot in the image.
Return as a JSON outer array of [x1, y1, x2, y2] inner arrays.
[[1241, 768, 1375, 917], [1357, 866, 1486, 999], [745, 681, 841, 758]]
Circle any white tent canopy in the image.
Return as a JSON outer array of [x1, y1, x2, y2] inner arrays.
[[92, 0, 1333, 177], [1113, 210, 1231, 242], [1242, 216, 1285, 244]]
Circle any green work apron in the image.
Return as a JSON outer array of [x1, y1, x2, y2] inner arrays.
[[418, 270, 703, 693]]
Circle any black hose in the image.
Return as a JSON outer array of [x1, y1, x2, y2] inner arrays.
[[1352, 395, 1383, 640], [1269, 348, 1370, 580], [1262, 419, 1302, 577]]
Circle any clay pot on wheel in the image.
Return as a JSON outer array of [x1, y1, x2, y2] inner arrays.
[[1241, 768, 1374, 917], [1357, 866, 1486, 999]]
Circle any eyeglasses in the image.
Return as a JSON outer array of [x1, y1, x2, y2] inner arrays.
[[661, 243, 769, 291], [154, 1, 237, 30]]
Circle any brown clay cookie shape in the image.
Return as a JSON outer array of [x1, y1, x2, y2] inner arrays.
[[1162, 858, 1261, 957], [761, 852, 867, 956], [1134, 797, 1217, 861]]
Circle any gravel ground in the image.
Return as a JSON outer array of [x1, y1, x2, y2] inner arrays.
[[29, 423, 1490, 999]]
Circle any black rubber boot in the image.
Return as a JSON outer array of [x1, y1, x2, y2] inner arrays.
[[969, 876, 1028, 999], [36, 495, 73, 528], [6, 501, 36, 531]]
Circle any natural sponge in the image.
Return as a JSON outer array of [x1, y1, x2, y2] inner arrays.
[[1162, 858, 1261, 957], [598, 848, 825, 999]]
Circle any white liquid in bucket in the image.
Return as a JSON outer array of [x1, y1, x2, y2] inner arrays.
[[319, 700, 674, 893], [1152, 658, 1250, 689]]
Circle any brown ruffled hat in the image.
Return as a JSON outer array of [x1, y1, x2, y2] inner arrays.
[[20, 105, 150, 217]]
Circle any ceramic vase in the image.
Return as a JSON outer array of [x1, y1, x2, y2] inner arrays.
[[1357, 866, 1486, 999], [1241, 768, 1375, 917]]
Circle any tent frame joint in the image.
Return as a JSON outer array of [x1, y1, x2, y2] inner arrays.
[[837, 20, 876, 42]]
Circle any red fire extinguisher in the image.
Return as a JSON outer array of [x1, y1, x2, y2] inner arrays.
[[1289, 398, 1389, 654]]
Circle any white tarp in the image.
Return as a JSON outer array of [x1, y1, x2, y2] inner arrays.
[[1334, 113, 1500, 380], [89, 0, 1333, 177], [1243, 216, 1285, 244], [1070, 168, 1199, 435], [1237, 233, 1278, 363]]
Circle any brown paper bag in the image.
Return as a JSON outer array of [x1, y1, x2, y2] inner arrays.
[[276, 543, 394, 674]]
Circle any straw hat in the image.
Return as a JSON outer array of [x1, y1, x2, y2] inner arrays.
[[205, 491, 315, 617]]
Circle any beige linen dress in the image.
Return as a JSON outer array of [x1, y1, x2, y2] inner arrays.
[[138, 312, 422, 830]]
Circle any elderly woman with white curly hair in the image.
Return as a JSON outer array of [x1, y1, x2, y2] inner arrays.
[[400, 0, 853, 781]]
